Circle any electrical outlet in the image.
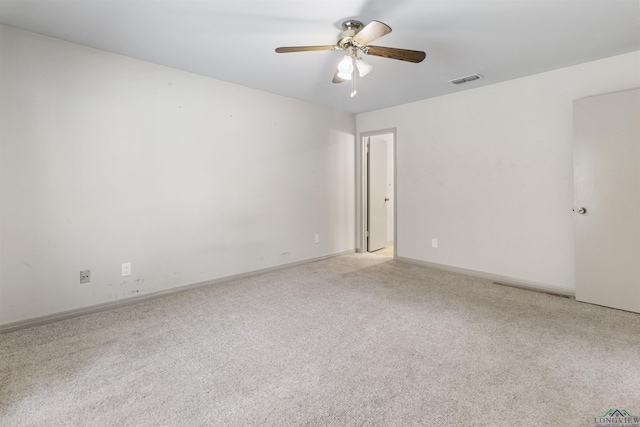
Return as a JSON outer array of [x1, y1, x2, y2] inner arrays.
[[121, 262, 131, 277], [80, 270, 90, 283], [314, 234, 320, 244], [432, 238, 438, 248]]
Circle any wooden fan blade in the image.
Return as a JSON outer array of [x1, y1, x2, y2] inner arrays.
[[275, 45, 336, 53], [332, 70, 347, 84], [353, 20, 391, 45], [365, 46, 426, 63]]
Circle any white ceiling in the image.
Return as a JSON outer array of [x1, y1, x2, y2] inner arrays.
[[1, 0, 639, 114]]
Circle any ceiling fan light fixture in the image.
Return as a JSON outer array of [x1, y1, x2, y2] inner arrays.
[[355, 57, 373, 77], [337, 55, 354, 80], [337, 55, 354, 74]]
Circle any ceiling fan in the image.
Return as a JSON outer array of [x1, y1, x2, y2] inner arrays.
[[275, 20, 426, 97]]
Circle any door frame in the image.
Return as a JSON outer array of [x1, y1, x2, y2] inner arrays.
[[358, 128, 397, 258]]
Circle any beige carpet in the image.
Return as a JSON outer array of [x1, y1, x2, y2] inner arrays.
[[1, 253, 639, 426]]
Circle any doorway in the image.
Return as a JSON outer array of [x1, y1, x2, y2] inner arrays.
[[360, 129, 396, 258]]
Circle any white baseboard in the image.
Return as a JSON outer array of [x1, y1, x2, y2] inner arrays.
[[395, 256, 575, 298], [0, 250, 355, 334]]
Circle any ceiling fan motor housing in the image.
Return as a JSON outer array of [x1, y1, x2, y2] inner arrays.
[[337, 20, 364, 50]]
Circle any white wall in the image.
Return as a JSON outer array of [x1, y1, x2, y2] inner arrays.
[[0, 26, 356, 326], [357, 51, 640, 292]]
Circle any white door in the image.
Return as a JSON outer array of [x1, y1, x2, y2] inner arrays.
[[367, 136, 388, 252], [574, 88, 640, 313]]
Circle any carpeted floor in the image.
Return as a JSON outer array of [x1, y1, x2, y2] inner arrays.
[[1, 253, 639, 426]]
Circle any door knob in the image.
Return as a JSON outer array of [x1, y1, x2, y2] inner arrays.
[[384, 198, 389, 202], [576, 207, 587, 214]]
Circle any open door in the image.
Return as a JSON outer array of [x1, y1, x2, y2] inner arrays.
[[573, 88, 640, 313], [368, 136, 388, 251], [364, 131, 395, 254]]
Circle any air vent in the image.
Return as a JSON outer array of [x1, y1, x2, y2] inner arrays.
[[449, 74, 483, 85]]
